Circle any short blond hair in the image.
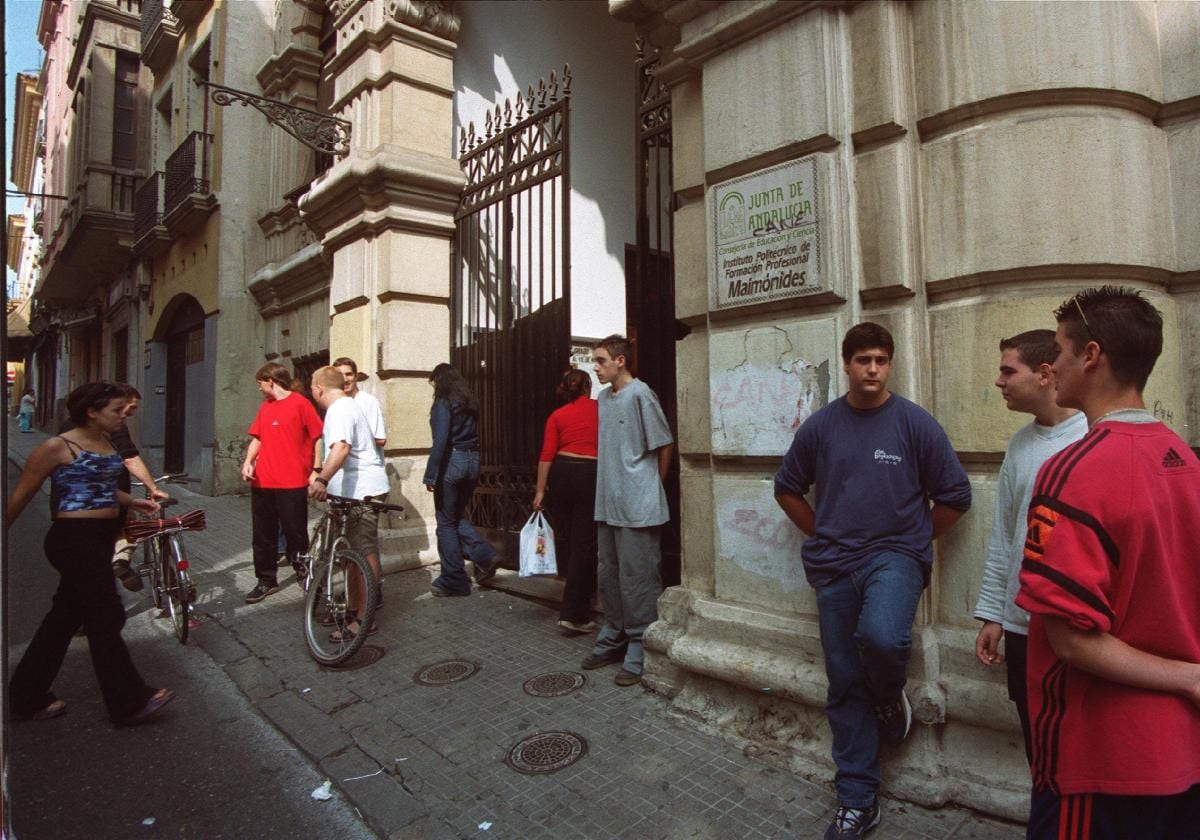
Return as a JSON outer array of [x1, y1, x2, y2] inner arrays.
[[311, 366, 344, 390]]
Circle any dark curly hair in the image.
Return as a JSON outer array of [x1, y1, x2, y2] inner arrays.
[[66, 381, 126, 426], [429, 363, 480, 416]]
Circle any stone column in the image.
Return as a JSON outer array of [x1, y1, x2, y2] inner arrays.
[[300, 0, 464, 569]]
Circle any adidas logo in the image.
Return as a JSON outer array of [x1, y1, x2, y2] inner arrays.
[[1162, 447, 1187, 468]]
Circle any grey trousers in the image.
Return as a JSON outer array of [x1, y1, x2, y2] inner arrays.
[[592, 523, 662, 675]]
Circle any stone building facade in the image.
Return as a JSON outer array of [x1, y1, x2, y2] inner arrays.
[[302, 0, 1198, 819]]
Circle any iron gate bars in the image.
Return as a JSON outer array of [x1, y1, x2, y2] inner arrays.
[[452, 66, 572, 538]]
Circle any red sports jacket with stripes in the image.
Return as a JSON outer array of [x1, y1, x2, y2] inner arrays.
[[1016, 420, 1200, 795]]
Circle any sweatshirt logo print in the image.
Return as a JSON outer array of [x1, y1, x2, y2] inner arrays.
[[874, 449, 902, 466], [1162, 447, 1187, 468]]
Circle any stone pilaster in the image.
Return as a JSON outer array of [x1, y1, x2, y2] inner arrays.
[[300, 0, 464, 568]]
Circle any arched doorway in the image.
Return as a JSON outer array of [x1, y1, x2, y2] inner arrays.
[[155, 294, 205, 473]]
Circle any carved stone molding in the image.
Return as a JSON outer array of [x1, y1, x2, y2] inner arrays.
[[388, 0, 460, 41]]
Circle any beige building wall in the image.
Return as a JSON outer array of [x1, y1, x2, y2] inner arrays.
[[619, 0, 1199, 820]]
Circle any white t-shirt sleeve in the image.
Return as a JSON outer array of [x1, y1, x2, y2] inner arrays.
[[323, 399, 357, 449]]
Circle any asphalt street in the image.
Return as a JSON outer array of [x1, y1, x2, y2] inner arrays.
[[5, 461, 375, 840]]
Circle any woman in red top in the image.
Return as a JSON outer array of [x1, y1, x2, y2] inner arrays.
[[534, 369, 599, 634]]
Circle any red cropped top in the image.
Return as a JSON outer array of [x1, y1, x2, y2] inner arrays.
[[539, 396, 598, 462]]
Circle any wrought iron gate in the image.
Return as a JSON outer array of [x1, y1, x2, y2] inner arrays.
[[631, 42, 681, 586], [453, 66, 572, 543]]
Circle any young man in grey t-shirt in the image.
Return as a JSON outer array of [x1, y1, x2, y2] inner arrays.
[[582, 335, 674, 686]]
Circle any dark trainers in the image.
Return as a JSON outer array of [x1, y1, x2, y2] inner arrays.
[[875, 690, 912, 745], [473, 559, 498, 585], [614, 669, 641, 687], [581, 650, 625, 670], [244, 582, 281, 604], [114, 559, 144, 592], [823, 803, 880, 840], [430, 582, 469, 597]]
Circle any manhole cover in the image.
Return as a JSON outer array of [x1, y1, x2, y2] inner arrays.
[[523, 671, 586, 697], [505, 731, 588, 775], [324, 645, 385, 671], [414, 659, 479, 686]]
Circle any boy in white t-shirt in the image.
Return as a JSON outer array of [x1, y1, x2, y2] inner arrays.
[[309, 366, 390, 639]]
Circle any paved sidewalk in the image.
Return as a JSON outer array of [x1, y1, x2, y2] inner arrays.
[[5, 420, 1023, 839]]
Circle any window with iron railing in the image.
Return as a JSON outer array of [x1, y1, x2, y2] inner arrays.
[[134, 171, 164, 240], [164, 131, 212, 216]]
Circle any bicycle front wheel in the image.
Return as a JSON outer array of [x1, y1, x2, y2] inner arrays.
[[145, 537, 164, 610], [303, 548, 376, 667], [162, 534, 192, 644]]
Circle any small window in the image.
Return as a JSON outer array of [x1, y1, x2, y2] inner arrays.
[[185, 327, 204, 365]]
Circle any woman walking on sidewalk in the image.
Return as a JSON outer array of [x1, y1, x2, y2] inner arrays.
[[423, 363, 497, 596], [7, 381, 175, 725], [18, 387, 35, 432], [533, 369, 599, 635]]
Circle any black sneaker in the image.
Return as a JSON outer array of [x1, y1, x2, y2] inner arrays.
[[244, 582, 281, 604], [874, 691, 912, 745], [472, 559, 498, 585], [581, 650, 625, 670], [823, 803, 880, 840], [430, 582, 469, 598], [614, 669, 641, 687]]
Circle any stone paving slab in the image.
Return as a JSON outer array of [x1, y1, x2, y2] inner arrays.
[[4, 420, 1025, 839]]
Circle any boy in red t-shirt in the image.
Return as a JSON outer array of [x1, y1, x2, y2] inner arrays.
[[1016, 286, 1200, 838], [241, 362, 323, 603]]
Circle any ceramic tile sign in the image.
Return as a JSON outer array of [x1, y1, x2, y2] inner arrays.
[[710, 320, 837, 456], [711, 155, 824, 310]]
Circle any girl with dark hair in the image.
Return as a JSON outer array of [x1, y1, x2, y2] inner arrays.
[[422, 363, 497, 595], [7, 381, 174, 725], [534, 368, 599, 634]]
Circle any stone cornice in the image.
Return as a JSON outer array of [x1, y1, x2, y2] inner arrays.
[[298, 144, 464, 249], [327, 0, 460, 42], [256, 44, 324, 102], [11, 74, 43, 193], [247, 241, 330, 314]]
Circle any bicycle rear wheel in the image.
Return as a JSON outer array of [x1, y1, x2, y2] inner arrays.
[[302, 548, 376, 667], [162, 534, 192, 644]]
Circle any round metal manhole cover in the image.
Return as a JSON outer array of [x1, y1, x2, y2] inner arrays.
[[523, 671, 586, 698], [324, 645, 385, 671], [414, 659, 479, 686], [505, 731, 588, 775]]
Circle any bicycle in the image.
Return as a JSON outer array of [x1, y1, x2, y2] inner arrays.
[[300, 495, 403, 666], [127, 474, 204, 644]]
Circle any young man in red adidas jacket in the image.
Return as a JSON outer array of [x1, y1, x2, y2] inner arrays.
[[1016, 286, 1200, 838]]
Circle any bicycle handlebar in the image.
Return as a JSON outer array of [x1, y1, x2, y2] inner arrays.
[[326, 495, 404, 514]]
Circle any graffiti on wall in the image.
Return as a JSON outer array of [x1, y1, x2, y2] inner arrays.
[[710, 320, 837, 456], [714, 479, 809, 595]]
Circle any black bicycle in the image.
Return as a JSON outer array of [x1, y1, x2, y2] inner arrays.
[[301, 495, 402, 666]]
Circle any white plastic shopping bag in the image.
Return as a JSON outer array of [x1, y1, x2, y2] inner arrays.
[[518, 511, 557, 577]]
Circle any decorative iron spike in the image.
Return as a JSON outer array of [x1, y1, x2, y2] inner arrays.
[[562, 64, 572, 97], [548, 70, 558, 102], [493, 103, 503, 132], [635, 36, 645, 59], [503, 97, 512, 127], [483, 110, 493, 139], [536, 77, 547, 108], [514, 90, 525, 120], [459, 127, 466, 155], [467, 122, 476, 150]]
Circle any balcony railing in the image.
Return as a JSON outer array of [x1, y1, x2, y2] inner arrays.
[[134, 171, 164, 240], [162, 131, 218, 235], [165, 131, 212, 216], [141, 0, 181, 71]]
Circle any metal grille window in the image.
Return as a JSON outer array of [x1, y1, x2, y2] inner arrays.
[[185, 326, 204, 365], [452, 66, 572, 536]]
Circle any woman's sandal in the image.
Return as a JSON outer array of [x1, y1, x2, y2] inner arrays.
[[16, 699, 67, 721], [115, 688, 175, 727]]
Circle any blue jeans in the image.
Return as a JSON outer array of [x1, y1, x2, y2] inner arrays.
[[433, 450, 496, 594], [814, 551, 925, 808]]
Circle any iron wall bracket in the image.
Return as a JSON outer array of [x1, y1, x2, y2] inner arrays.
[[199, 80, 351, 156]]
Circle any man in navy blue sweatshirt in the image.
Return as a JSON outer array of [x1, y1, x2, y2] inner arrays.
[[774, 322, 971, 840]]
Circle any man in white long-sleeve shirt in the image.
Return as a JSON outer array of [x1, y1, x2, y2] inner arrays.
[[973, 329, 1086, 762]]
